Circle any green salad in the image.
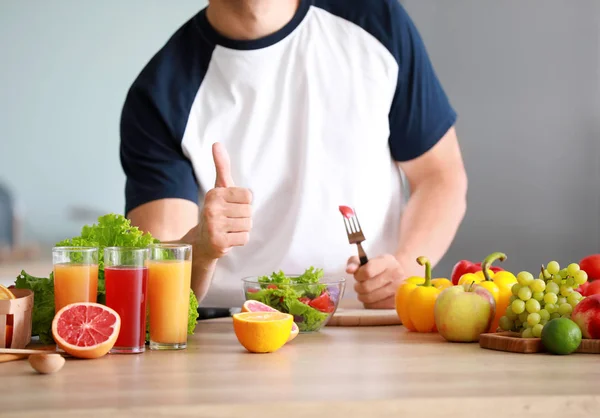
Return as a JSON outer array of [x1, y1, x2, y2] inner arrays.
[[245, 267, 340, 332]]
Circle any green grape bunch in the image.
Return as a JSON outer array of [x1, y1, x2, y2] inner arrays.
[[498, 261, 588, 338]]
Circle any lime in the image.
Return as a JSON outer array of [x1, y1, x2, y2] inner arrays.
[[541, 318, 582, 355]]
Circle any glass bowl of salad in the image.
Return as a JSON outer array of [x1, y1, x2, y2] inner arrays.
[[241, 267, 346, 333]]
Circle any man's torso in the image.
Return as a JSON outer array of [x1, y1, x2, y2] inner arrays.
[[121, 0, 455, 307]]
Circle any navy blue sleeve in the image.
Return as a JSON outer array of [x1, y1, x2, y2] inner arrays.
[[120, 16, 214, 215], [120, 84, 199, 215], [314, 0, 457, 162], [385, 1, 457, 161]]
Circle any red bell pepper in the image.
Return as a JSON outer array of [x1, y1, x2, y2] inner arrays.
[[580, 254, 600, 282], [450, 259, 504, 285]]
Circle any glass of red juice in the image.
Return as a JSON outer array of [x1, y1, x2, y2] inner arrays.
[[104, 247, 149, 354]]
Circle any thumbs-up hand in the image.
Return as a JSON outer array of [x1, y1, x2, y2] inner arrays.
[[197, 142, 253, 261]]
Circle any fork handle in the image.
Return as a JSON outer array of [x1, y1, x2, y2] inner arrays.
[[356, 242, 369, 266]]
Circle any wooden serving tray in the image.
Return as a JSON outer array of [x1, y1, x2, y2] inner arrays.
[[479, 331, 600, 354]]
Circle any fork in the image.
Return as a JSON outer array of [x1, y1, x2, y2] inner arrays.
[[340, 206, 369, 266]]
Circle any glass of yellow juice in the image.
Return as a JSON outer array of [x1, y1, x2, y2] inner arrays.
[[148, 243, 192, 350], [52, 246, 99, 313]]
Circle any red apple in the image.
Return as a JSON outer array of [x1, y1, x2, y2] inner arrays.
[[571, 294, 600, 339], [580, 254, 600, 281]]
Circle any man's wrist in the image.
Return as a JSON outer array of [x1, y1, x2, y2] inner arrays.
[[180, 227, 218, 271], [395, 251, 422, 278], [194, 252, 218, 272]]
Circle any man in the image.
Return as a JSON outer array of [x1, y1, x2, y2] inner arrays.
[[120, 0, 468, 309]]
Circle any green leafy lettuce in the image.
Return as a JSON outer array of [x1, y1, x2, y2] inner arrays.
[[14, 214, 200, 344], [15, 271, 55, 344], [247, 267, 330, 332]]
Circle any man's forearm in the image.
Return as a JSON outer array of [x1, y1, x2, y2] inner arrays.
[[395, 175, 467, 277], [181, 229, 217, 303], [190, 256, 217, 303]]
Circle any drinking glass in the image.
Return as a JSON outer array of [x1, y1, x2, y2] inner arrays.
[[147, 243, 192, 350], [104, 247, 149, 354], [52, 247, 99, 313]]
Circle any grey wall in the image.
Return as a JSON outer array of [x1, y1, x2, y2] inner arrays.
[[1, 1, 598, 275], [402, 0, 600, 274], [0, 1, 206, 244]]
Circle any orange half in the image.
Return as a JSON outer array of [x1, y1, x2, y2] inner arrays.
[[241, 300, 299, 342], [232, 312, 293, 353], [0, 285, 15, 300]]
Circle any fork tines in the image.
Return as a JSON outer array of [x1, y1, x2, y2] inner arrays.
[[343, 212, 365, 243]]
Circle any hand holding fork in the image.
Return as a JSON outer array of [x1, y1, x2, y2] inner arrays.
[[340, 205, 404, 309]]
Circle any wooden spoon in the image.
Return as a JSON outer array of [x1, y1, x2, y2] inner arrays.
[[0, 353, 29, 364], [0, 348, 66, 374], [0, 348, 56, 355], [0, 348, 55, 364], [28, 353, 65, 374]]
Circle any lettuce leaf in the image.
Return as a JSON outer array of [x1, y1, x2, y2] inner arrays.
[[257, 268, 327, 298], [188, 289, 199, 334], [15, 213, 200, 344], [286, 299, 328, 331], [14, 271, 55, 344]]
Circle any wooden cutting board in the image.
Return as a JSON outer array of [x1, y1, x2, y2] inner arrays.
[[479, 331, 600, 354], [326, 308, 402, 327]]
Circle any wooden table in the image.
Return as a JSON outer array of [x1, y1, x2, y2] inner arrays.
[[2, 317, 600, 418]]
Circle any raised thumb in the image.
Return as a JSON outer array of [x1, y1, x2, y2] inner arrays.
[[212, 142, 235, 188]]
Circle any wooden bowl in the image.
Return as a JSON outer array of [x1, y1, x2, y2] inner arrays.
[[0, 288, 33, 349]]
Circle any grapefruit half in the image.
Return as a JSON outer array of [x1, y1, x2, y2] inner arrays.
[[52, 302, 121, 359], [242, 300, 299, 342]]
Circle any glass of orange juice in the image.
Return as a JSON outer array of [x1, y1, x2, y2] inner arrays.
[[148, 243, 192, 350], [52, 246, 99, 313]]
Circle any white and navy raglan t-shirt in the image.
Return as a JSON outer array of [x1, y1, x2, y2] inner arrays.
[[120, 0, 457, 307]]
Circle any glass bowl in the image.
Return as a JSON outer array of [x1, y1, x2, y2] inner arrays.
[[241, 275, 346, 333]]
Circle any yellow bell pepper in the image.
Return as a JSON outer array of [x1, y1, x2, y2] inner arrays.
[[395, 256, 451, 333], [475, 269, 495, 280], [458, 272, 482, 285], [458, 269, 495, 285], [396, 280, 420, 331], [477, 252, 517, 332]]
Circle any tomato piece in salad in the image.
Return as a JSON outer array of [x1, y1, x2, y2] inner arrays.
[[308, 292, 335, 313], [298, 297, 311, 305]]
